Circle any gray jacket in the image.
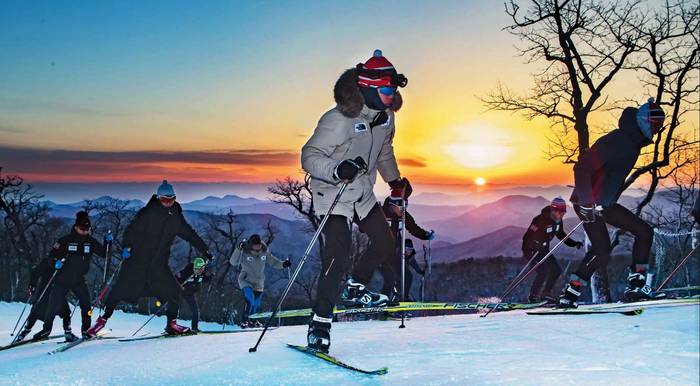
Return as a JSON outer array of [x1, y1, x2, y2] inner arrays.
[[301, 68, 402, 220], [229, 243, 284, 292]]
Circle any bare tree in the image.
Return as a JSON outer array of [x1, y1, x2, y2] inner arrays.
[[482, 0, 699, 301], [481, 0, 644, 161], [268, 175, 318, 231]]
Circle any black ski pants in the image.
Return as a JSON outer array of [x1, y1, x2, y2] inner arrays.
[[43, 281, 91, 333], [573, 203, 653, 281], [313, 204, 394, 319]]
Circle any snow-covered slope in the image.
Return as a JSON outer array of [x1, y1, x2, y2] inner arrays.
[[0, 302, 697, 385]]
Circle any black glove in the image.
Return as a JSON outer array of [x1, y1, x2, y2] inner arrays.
[[574, 241, 584, 249], [28, 285, 35, 297], [334, 156, 367, 181], [579, 204, 603, 223], [283, 259, 292, 268], [389, 177, 413, 199], [418, 270, 425, 276]]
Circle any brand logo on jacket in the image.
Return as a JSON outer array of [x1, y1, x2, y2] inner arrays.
[[354, 123, 368, 133]]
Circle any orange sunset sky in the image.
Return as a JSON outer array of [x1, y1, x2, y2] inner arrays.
[[1, 1, 696, 194]]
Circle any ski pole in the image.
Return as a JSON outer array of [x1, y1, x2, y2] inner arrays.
[[502, 250, 542, 296], [91, 258, 124, 311], [9, 295, 31, 337], [656, 244, 699, 292], [249, 181, 349, 353], [399, 199, 407, 329], [131, 300, 168, 336], [481, 221, 584, 318], [103, 231, 112, 284], [11, 269, 59, 344]]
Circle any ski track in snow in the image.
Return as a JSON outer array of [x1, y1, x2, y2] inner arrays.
[[0, 302, 697, 386]]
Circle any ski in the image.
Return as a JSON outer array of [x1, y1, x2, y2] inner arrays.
[[0, 335, 64, 352], [251, 301, 547, 320], [48, 334, 117, 355], [590, 297, 698, 311], [527, 307, 644, 316], [118, 332, 196, 342], [118, 328, 276, 342], [287, 344, 388, 375]]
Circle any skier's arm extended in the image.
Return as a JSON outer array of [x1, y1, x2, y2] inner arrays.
[[89, 236, 107, 261], [176, 214, 209, 256], [263, 243, 285, 269], [405, 211, 430, 240], [376, 121, 400, 183], [557, 223, 580, 247], [301, 113, 349, 182], [229, 246, 243, 268]]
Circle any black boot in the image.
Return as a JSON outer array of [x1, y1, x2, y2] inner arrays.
[[340, 278, 388, 308], [16, 326, 32, 342], [32, 327, 51, 342], [623, 267, 660, 302], [64, 329, 79, 342], [557, 275, 586, 309], [307, 314, 332, 354]]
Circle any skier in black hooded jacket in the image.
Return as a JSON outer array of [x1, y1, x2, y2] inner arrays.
[[86, 181, 212, 336], [558, 99, 665, 308]]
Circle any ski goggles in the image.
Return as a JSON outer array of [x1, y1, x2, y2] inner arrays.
[[355, 64, 408, 88], [158, 195, 176, 205], [379, 86, 397, 96]]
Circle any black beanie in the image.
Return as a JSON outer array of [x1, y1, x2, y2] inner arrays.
[[246, 234, 262, 249], [75, 211, 91, 228]]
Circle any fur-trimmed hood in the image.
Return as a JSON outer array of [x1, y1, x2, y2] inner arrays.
[[333, 68, 403, 118]]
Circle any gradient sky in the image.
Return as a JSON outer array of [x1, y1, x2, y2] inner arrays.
[[1, 1, 691, 193]]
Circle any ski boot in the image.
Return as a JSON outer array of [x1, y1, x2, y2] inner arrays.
[[253, 320, 263, 328], [64, 329, 79, 343], [340, 278, 389, 308], [623, 266, 664, 302], [385, 287, 401, 307], [307, 314, 332, 354], [165, 319, 191, 335], [32, 327, 51, 342], [86, 316, 108, 337], [239, 320, 252, 329], [191, 322, 200, 334], [15, 326, 32, 342], [557, 275, 586, 309], [528, 294, 541, 304]]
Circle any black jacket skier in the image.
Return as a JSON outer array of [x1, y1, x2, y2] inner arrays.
[[173, 259, 210, 331], [522, 200, 582, 302], [559, 100, 665, 308], [88, 181, 212, 336], [379, 194, 434, 299], [35, 211, 106, 340], [16, 257, 72, 342]]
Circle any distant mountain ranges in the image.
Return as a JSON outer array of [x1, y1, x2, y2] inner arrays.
[[41, 187, 681, 266]]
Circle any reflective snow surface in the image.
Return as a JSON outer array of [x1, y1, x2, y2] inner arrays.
[[0, 302, 697, 385]]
